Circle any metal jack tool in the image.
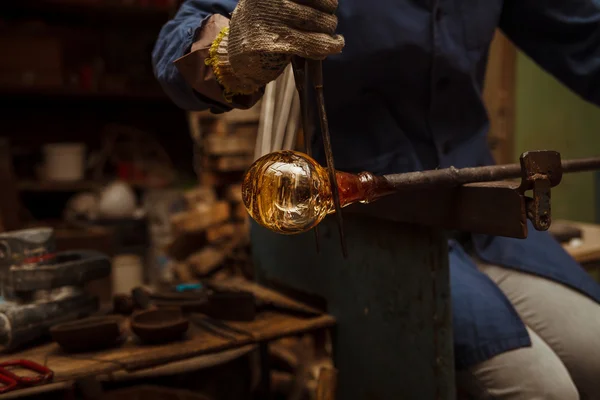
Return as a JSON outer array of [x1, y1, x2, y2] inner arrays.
[[292, 56, 348, 258]]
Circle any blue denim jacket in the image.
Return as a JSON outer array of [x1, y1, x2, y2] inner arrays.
[[152, 0, 600, 369]]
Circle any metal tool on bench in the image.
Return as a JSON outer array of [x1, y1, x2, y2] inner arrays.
[[242, 148, 600, 239], [145, 283, 321, 318], [0, 227, 111, 351], [130, 286, 253, 341], [188, 313, 253, 341], [133, 284, 321, 341], [0, 359, 54, 394]]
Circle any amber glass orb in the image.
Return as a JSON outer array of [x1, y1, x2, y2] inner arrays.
[[242, 151, 334, 234]]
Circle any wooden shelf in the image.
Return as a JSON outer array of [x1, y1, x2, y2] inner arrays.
[[18, 180, 102, 192], [0, 86, 170, 102], [0, 0, 175, 27], [18, 179, 170, 192]]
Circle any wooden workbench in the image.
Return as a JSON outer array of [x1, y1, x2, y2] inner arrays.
[[557, 220, 600, 264], [0, 279, 335, 390]]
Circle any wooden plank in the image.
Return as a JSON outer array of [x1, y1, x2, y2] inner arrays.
[[206, 223, 236, 243], [0, 311, 335, 383], [201, 117, 229, 135], [187, 246, 227, 276], [170, 201, 230, 234], [483, 30, 517, 165], [229, 123, 258, 139], [221, 101, 262, 123], [184, 186, 217, 207], [187, 112, 203, 144], [203, 155, 254, 172], [558, 220, 600, 264], [233, 202, 248, 221], [204, 134, 255, 156], [226, 184, 243, 203], [316, 368, 339, 400], [208, 277, 324, 317], [166, 230, 207, 261], [101, 346, 255, 381], [174, 261, 196, 282], [1, 381, 73, 400], [199, 171, 243, 188], [167, 222, 243, 261]]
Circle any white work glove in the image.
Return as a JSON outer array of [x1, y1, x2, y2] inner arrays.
[[205, 0, 345, 100]]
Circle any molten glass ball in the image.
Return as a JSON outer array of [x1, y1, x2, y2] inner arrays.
[[242, 151, 335, 234]]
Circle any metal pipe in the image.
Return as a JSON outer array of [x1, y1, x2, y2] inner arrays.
[[562, 157, 600, 173], [308, 59, 348, 258], [382, 156, 600, 191]]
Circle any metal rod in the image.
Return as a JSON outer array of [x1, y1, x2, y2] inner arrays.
[[562, 157, 600, 173], [308, 59, 348, 258], [291, 57, 321, 253], [382, 156, 600, 191]]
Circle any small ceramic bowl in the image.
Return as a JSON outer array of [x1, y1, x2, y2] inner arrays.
[[130, 308, 189, 344], [50, 315, 126, 353]]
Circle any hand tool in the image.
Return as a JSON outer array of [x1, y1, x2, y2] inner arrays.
[[144, 285, 321, 327], [0, 359, 54, 394], [0, 227, 108, 351], [203, 282, 323, 318], [291, 56, 347, 258], [189, 313, 253, 341], [189, 314, 237, 341], [0, 292, 99, 352]]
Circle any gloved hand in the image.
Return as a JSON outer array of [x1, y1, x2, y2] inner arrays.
[[205, 0, 344, 100]]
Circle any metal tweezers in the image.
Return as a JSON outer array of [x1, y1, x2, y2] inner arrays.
[[291, 56, 348, 258]]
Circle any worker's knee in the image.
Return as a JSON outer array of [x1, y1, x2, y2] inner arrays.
[[458, 364, 578, 400], [458, 328, 579, 400], [521, 370, 578, 400]]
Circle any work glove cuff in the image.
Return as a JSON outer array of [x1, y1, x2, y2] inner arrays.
[[205, 27, 264, 101]]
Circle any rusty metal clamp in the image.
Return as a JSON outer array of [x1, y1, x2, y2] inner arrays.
[[516, 151, 563, 232]]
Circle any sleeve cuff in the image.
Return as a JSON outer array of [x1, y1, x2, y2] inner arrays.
[[173, 14, 262, 110]]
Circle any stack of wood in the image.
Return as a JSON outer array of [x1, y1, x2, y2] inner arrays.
[[269, 334, 337, 400], [166, 106, 260, 282]]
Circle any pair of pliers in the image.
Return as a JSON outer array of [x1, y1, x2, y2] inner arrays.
[[0, 359, 54, 394], [290, 56, 348, 258]]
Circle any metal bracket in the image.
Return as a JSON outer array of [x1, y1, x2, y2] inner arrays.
[[517, 151, 563, 231]]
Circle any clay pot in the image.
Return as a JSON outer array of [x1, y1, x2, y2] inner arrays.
[[130, 308, 189, 344], [50, 315, 126, 353]]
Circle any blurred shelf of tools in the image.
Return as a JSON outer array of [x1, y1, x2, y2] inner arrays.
[[0, 2, 335, 400]]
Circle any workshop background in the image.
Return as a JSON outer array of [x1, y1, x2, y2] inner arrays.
[[0, 1, 599, 400]]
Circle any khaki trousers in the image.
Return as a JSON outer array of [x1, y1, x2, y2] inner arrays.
[[457, 263, 600, 400]]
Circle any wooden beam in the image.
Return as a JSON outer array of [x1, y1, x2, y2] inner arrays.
[[483, 31, 517, 164]]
